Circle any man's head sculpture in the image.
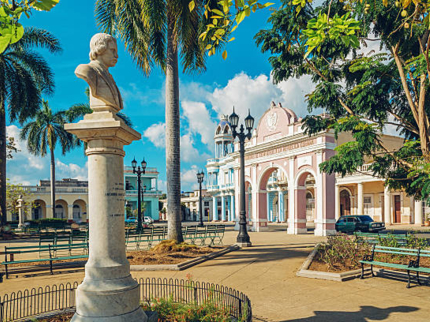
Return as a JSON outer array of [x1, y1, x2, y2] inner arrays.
[[75, 33, 122, 112], [89, 33, 116, 60]]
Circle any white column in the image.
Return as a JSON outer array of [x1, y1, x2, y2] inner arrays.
[[357, 183, 364, 216], [287, 157, 296, 234], [230, 195, 235, 221], [335, 184, 340, 219], [212, 196, 218, 221], [278, 191, 284, 222], [315, 151, 324, 236], [68, 205, 74, 221], [415, 200, 423, 225], [221, 196, 226, 221], [65, 112, 146, 321], [384, 186, 391, 225]]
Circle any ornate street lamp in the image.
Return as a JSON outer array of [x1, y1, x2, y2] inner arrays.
[[132, 157, 147, 233], [229, 107, 254, 246], [197, 170, 205, 227]]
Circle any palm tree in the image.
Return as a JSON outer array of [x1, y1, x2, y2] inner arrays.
[[0, 27, 61, 225], [95, 0, 209, 242], [20, 100, 76, 218]]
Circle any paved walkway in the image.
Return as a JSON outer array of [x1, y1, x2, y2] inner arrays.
[[2, 226, 430, 321]]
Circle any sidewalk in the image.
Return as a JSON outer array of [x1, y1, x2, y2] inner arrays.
[[1, 227, 430, 321]]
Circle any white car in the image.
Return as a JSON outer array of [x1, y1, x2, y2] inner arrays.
[[144, 216, 154, 224]]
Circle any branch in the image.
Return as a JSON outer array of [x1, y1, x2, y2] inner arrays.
[[305, 58, 355, 115], [391, 44, 420, 127]]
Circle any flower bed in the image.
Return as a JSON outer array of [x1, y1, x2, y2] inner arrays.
[[308, 233, 430, 273]]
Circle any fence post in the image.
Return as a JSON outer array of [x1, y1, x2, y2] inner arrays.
[[0, 298, 3, 322], [239, 299, 242, 318], [194, 286, 197, 304]]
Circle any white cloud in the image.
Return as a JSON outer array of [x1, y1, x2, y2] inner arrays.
[[181, 133, 211, 163], [6, 125, 89, 185], [181, 101, 217, 147], [207, 72, 315, 126], [143, 122, 166, 148], [55, 160, 88, 181], [7, 125, 45, 171], [181, 165, 200, 191]]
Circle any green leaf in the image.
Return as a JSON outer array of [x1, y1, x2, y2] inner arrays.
[[212, 9, 225, 16], [189, 0, 195, 12], [236, 10, 246, 24], [0, 34, 12, 53], [10, 23, 24, 44], [31, 0, 60, 11]]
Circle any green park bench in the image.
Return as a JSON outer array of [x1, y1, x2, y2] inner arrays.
[[354, 232, 408, 245], [206, 225, 225, 246], [1, 242, 88, 279], [126, 228, 152, 250], [360, 245, 430, 288]]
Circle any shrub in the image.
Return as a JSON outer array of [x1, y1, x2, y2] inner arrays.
[[319, 234, 370, 271], [141, 296, 243, 322], [152, 240, 197, 253]]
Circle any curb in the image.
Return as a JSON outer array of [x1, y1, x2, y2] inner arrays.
[[130, 245, 240, 271], [296, 243, 371, 282]]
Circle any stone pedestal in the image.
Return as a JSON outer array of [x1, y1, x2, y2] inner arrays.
[[65, 110, 147, 322], [16, 196, 24, 231]]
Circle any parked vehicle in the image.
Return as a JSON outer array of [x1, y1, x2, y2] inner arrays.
[[144, 216, 154, 224], [335, 215, 385, 233], [125, 216, 137, 224]]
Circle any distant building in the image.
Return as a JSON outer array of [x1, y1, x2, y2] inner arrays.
[[7, 166, 163, 222], [160, 190, 213, 222], [206, 101, 427, 236]]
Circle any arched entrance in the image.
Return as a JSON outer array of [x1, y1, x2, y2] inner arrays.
[[340, 189, 351, 216], [55, 200, 68, 219], [257, 167, 289, 230], [73, 199, 87, 222], [32, 200, 46, 220]]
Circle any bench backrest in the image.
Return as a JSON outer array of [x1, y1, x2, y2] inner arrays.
[[374, 245, 419, 257]]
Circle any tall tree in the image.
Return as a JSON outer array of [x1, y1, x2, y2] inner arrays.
[[95, 0, 211, 242], [254, 0, 430, 202], [0, 27, 61, 225], [20, 100, 75, 218]]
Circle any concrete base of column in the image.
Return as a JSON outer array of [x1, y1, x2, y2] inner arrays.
[[236, 242, 252, 247], [72, 275, 147, 322]]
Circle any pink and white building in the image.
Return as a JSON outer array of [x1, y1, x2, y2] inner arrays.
[[206, 102, 427, 236]]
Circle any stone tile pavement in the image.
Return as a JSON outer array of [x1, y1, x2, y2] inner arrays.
[[1, 224, 430, 321]]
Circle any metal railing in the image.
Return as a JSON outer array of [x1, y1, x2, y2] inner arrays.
[[0, 278, 252, 321]]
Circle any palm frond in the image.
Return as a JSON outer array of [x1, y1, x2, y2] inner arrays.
[[9, 27, 62, 54]]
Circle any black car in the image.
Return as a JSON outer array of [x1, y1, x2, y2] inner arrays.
[[335, 215, 385, 233]]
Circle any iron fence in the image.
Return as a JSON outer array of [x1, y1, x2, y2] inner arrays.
[[0, 278, 252, 321]]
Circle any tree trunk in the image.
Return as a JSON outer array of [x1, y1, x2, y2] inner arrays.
[[165, 11, 183, 243], [0, 102, 6, 226], [50, 148, 56, 218]]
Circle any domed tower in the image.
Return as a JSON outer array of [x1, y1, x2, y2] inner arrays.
[[214, 114, 234, 158]]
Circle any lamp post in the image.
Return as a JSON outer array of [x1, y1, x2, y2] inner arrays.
[[142, 184, 146, 223], [197, 171, 205, 227], [229, 108, 254, 247], [132, 157, 147, 232]]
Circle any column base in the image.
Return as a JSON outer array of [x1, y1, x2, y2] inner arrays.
[[73, 274, 145, 322], [236, 241, 252, 247], [72, 307, 149, 322]]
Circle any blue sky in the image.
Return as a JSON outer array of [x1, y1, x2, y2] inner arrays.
[[7, 0, 316, 192]]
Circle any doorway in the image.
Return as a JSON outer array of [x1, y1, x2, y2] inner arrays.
[[340, 190, 351, 216], [394, 195, 401, 223]]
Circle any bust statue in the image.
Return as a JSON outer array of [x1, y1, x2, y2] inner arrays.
[[75, 33, 123, 112]]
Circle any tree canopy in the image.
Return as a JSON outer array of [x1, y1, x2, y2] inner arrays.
[[254, 0, 430, 201]]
